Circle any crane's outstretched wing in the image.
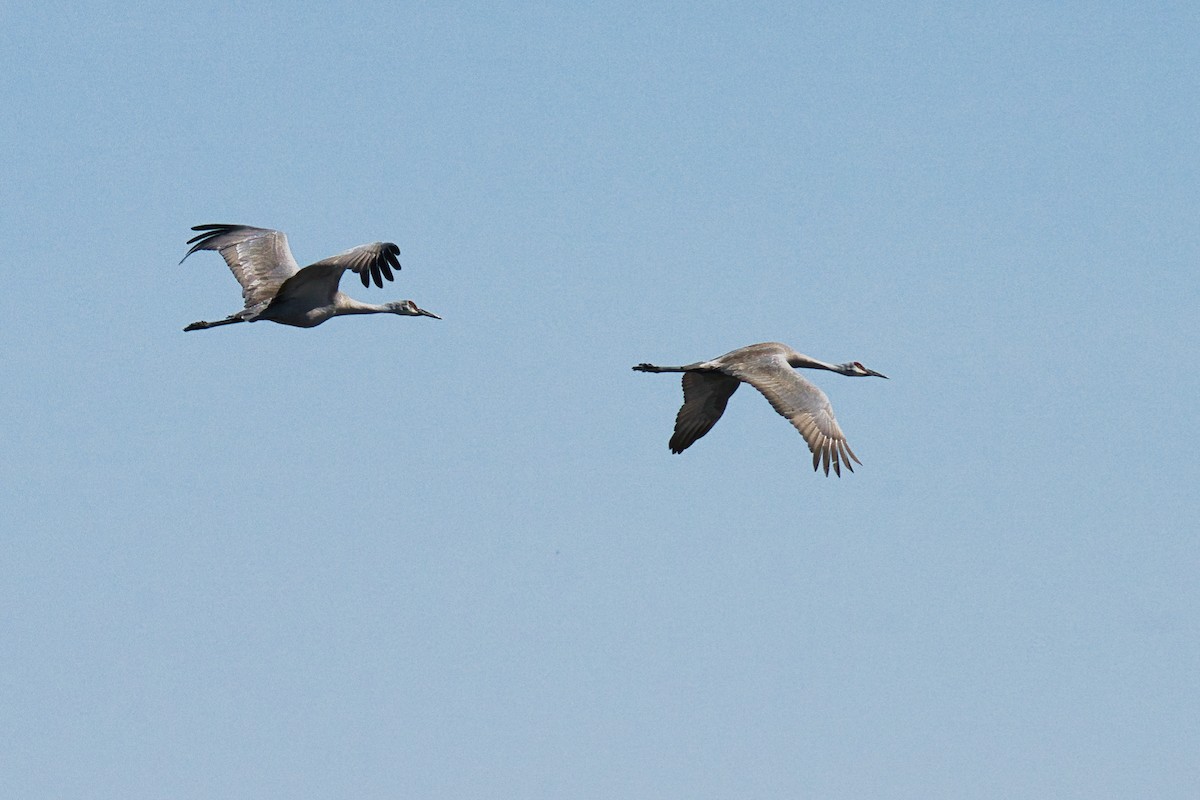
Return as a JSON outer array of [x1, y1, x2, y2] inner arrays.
[[669, 371, 741, 454], [271, 242, 402, 308], [307, 242, 401, 289], [722, 354, 861, 476], [182, 224, 301, 309]]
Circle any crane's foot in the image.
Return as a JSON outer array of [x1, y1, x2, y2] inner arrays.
[[632, 363, 661, 372], [184, 320, 211, 331]]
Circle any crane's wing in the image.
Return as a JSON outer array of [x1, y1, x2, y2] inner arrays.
[[669, 371, 741, 453], [722, 354, 861, 476], [182, 224, 301, 309], [271, 242, 402, 307]]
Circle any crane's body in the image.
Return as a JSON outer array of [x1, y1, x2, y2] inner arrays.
[[633, 342, 887, 476], [180, 224, 440, 331]]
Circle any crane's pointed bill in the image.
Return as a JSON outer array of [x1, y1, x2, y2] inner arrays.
[[417, 307, 441, 319], [867, 368, 888, 378]]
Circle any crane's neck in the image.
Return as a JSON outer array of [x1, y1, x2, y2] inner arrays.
[[334, 294, 391, 316], [787, 353, 841, 372]]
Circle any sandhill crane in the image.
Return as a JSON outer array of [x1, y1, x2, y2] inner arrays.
[[180, 224, 440, 331], [633, 342, 887, 476]]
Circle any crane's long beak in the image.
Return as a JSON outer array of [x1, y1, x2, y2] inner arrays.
[[418, 307, 442, 320], [867, 368, 889, 379]]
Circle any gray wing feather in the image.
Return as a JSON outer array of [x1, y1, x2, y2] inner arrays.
[[669, 371, 740, 453], [722, 354, 861, 476], [182, 224, 301, 309]]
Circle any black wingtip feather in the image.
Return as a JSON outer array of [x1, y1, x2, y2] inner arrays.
[[186, 223, 238, 242], [384, 246, 402, 272], [182, 225, 236, 261]]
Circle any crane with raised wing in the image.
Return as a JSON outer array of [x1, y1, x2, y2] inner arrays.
[[180, 224, 440, 331]]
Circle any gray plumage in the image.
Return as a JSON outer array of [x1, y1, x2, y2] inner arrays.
[[633, 342, 887, 476], [180, 224, 440, 331]]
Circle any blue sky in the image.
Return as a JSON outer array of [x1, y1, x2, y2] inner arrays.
[[2, 2, 1198, 797]]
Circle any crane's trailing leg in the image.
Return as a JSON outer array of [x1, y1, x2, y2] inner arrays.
[[184, 315, 245, 332], [633, 362, 708, 373]]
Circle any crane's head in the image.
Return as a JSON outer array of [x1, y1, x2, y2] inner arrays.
[[386, 300, 442, 319], [839, 361, 888, 379]]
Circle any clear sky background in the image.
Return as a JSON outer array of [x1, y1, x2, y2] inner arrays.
[[2, 2, 1198, 798]]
